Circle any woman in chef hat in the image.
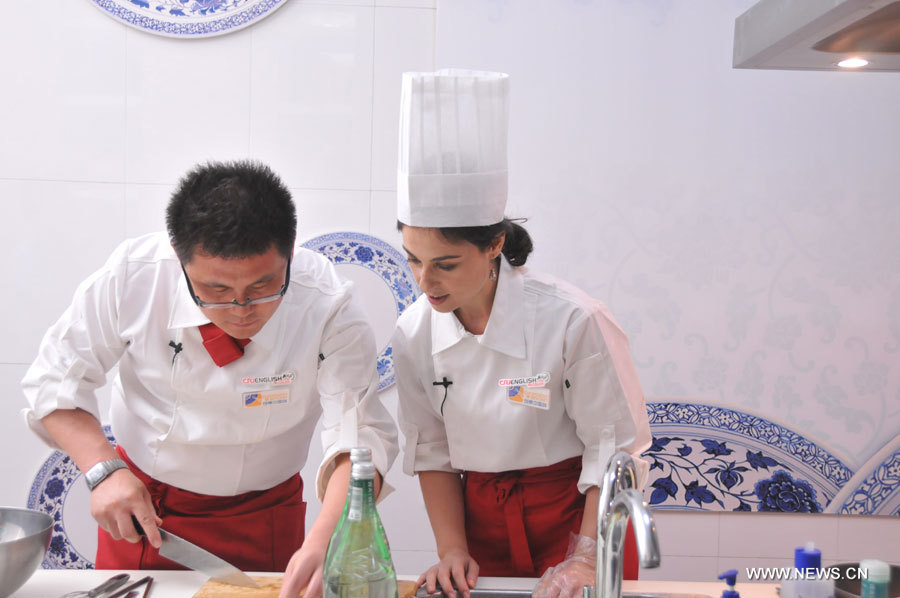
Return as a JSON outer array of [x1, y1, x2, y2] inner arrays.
[[392, 69, 652, 598]]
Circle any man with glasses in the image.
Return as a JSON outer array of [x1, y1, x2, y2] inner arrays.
[[22, 160, 398, 598]]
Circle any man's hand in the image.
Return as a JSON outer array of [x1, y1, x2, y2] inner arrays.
[[279, 542, 328, 598], [418, 548, 480, 598], [90, 468, 162, 548]]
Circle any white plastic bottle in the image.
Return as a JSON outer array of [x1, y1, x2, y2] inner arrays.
[[780, 542, 834, 598]]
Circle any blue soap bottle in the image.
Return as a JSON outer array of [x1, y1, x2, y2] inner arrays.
[[718, 570, 740, 598]]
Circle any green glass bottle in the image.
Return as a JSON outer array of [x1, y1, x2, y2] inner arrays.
[[323, 447, 398, 598]]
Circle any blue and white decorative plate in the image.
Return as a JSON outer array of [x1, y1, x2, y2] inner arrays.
[[827, 435, 900, 516], [87, 0, 287, 38], [642, 401, 854, 513], [301, 232, 420, 392], [26, 427, 117, 569]]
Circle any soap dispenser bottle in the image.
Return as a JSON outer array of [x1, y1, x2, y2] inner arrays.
[[718, 570, 740, 598], [780, 542, 834, 598]]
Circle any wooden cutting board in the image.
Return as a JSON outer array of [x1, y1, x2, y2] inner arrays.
[[193, 576, 419, 598]]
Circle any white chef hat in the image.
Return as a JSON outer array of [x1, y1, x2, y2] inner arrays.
[[397, 68, 510, 227]]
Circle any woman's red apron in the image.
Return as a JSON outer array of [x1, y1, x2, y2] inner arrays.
[[463, 456, 638, 579], [95, 446, 306, 571]]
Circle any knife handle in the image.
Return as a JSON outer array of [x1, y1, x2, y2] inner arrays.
[[131, 515, 146, 537]]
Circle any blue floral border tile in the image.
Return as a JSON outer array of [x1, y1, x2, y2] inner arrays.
[[301, 232, 420, 392], [643, 401, 854, 513], [87, 0, 287, 38], [26, 427, 116, 569], [828, 435, 900, 516]]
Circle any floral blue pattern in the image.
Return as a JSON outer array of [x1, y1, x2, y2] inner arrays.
[[301, 232, 420, 391], [828, 438, 900, 515], [642, 402, 853, 512], [87, 0, 286, 38], [26, 427, 117, 569], [755, 470, 822, 513]]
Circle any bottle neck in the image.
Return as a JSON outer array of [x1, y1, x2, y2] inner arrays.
[[347, 475, 377, 522]]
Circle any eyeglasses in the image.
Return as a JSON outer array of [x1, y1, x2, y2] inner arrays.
[[181, 257, 291, 309]]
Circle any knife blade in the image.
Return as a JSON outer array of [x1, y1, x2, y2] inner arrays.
[[131, 516, 259, 588]]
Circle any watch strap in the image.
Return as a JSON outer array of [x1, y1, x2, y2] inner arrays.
[[84, 458, 129, 491]]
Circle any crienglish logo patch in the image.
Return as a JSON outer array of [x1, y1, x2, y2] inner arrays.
[[242, 371, 295, 386], [497, 372, 550, 388]]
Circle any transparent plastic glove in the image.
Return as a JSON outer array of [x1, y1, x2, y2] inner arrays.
[[532, 534, 597, 598]]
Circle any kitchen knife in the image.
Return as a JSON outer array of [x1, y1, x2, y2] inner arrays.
[[131, 516, 260, 588]]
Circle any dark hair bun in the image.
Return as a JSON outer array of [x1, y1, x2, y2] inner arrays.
[[501, 219, 533, 266]]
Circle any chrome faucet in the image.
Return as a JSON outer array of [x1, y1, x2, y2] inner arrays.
[[584, 451, 661, 598]]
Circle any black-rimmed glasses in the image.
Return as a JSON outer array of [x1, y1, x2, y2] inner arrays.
[[181, 257, 291, 309]]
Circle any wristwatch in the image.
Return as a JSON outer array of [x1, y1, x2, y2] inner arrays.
[[84, 459, 129, 491]]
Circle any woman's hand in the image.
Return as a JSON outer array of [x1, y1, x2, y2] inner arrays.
[[418, 548, 480, 598], [532, 534, 597, 598], [279, 542, 327, 598]]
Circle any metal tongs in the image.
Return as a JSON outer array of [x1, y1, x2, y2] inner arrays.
[[59, 574, 131, 598]]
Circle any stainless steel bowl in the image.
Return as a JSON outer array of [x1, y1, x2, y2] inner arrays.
[[0, 507, 53, 598]]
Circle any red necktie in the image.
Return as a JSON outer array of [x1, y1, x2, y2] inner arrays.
[[198, 323, 251, 367]]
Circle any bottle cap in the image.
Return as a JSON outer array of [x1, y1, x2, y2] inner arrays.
[[350, 447, 372, 463], [794, 542, 822, 571], [860, 560, 890, 583]]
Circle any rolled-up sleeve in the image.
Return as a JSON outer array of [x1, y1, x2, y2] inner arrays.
[[315, 288, 399, 500], [562, 304, 652, 494], [392, 325, 456, 475], [21, 245, 129, 447]]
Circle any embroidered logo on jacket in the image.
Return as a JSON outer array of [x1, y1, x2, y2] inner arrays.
[[497, 372, 550, 387]]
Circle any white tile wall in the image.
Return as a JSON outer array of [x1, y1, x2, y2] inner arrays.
[[0, 0, 127, 183], [0, 364, 57, 507], [718, 512, 839, 559], [371, 7, 435, 190], [835, 515, 900, 563], [124, 183, 172, 238], [249, 2, 375, 190], [294, 188, 372, 241], [370, 190, 403, 249], [0, 179, 126, 363], [639, 555, 720, 583], [653, 511, 720, 557], [125, 29, 253, 185]]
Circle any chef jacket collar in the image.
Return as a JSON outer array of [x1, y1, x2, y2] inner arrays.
[[168, 274, 282, 352], [430, 258, 527, 359]]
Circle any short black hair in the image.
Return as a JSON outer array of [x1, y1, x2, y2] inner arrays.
[[166, 160, 297, 264], [397, 218, 534, 267]]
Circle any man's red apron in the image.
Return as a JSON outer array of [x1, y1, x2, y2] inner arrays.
[[464, 456, 638, 579], [95, 446, 306, 571]]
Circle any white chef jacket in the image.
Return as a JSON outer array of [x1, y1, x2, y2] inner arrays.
[[393, 258, 651, 493], [22, 232, 398, 499]]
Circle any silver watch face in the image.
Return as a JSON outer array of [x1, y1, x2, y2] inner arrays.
[[85, 465, 106, 489], [85, 460, 125, 490]]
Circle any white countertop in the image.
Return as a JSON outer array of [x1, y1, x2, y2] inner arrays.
[[11, 570, 779, 598]]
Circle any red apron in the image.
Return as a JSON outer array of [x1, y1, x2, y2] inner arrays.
[[464, 456, 638, 579], [95, 446, 306, 571]]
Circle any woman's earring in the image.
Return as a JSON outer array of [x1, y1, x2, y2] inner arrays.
[[489, 267, 497, 282]]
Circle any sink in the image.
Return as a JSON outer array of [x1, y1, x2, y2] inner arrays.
[[425, 590, 712, 598]]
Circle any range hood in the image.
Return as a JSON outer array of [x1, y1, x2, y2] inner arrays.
[[734, 0, 900, 71]]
